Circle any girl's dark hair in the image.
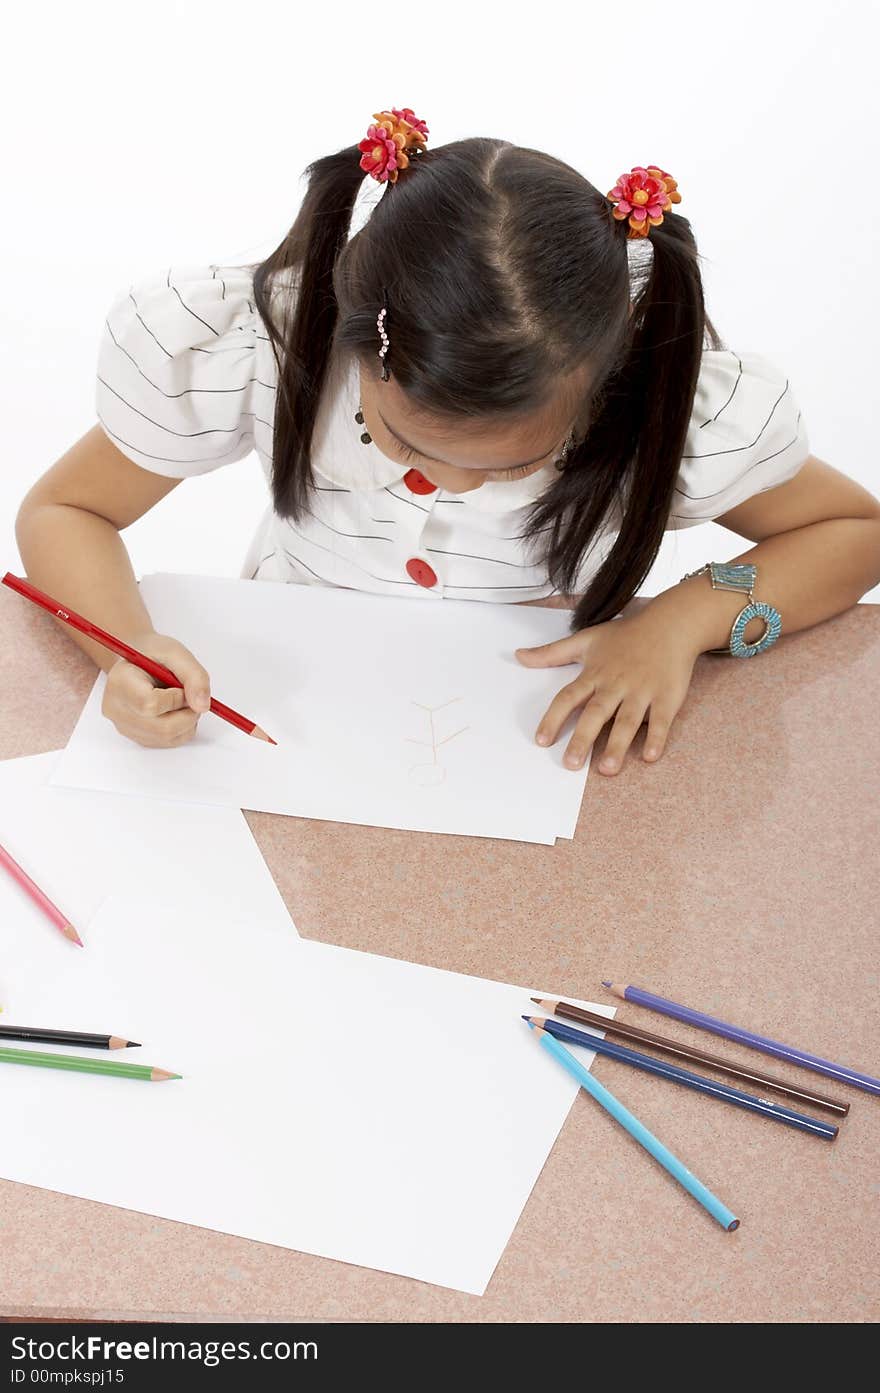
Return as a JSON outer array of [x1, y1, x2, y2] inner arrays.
[[251, 138, 723, 628]]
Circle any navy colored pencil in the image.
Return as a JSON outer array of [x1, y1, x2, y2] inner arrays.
[[524, 1017, 839, 1142]]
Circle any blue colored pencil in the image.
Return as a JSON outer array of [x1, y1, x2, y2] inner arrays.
[[526, 1016, 838, 1142], [527, 1021, 740, 1232]]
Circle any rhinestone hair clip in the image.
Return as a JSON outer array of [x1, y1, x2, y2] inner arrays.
[[377, 288, 390, 382]]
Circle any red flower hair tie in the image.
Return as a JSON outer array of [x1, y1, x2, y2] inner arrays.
[[607, 165, 682, 238], [358, 107, 430, 184]]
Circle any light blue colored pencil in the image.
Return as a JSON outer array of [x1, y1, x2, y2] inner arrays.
[[528, 1022, 740, 1232]]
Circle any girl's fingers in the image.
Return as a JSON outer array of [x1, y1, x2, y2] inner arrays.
[[128, 706, 199, 747], [175, 656, 211, 715], [111, 660, 158, 704], [112, 662, 187, 716], [121, 719, 198, 749], [516, 633, 589, 668], [535, 675, 597, 746], [643, 703, 678, 762], [137, 684, 189, 718], [156, 704, 200, 739], [597, 700, 650, 775], [144, 639, 211, 714], [563, 694, 623, 770], [114, 652, 210, 719]]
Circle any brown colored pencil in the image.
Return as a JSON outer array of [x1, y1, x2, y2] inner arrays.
[[530, 997, 849, 1117]]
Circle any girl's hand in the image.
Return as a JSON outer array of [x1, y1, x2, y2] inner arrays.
[[516, 610, 700, 774], [101, 633, 212, 748]]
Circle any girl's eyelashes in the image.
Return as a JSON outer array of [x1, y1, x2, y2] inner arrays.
[[489, 462, 539, 480], [393, 437, 543, 481], [394, 439, 422, 465]]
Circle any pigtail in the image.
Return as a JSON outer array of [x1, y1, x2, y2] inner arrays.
[[252, 147, 368, 520], [529, 210, 722, 629]]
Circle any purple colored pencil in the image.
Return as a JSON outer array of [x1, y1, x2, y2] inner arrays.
[[603, 982, 880, 1098]]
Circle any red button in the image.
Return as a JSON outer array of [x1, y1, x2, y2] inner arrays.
[[406, 558, 438, 588], [403, 468, 438, 496]]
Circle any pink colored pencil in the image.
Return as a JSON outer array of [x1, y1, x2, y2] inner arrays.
[[0, 842, 83, 947]]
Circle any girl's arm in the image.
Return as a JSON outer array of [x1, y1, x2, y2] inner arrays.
[[645, 455, 880, 650], [16, 425, 178, 666], [16, 426, 212, 743]]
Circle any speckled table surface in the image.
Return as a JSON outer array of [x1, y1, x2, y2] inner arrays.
[[1, 585, 878, 1324]]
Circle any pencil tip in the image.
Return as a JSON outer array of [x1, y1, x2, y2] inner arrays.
[[62, 923, 84, 947], [127, 1041, 141, 1049], [601, 980, 612, 988], [250, 724, 277, 745]]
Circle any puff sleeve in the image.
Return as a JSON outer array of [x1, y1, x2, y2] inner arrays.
[[95, 263, 260, 477], [668, 350, 810, 529]]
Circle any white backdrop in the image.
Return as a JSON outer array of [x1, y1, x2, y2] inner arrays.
[[3, 0, 877, 599]]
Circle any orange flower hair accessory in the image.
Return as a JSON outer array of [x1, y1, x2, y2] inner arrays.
[[358, 108, 430, 184], [607, 165, 682, 238]]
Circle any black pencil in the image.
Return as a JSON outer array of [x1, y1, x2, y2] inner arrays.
[[0, 1025, 139, 1050]]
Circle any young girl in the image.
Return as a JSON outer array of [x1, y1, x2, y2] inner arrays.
[[16, 109, 880, 774]]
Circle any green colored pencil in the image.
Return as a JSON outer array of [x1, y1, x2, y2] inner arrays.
[[0, 1045, 181, 1082]]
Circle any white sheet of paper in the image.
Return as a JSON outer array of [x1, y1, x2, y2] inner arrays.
[[0, 893, 613, 1295], [0, 753, 296, 1008], [50, 575, 590, 844]]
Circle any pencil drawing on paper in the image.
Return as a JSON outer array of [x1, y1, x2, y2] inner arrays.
[[406, 700, 469, 786]]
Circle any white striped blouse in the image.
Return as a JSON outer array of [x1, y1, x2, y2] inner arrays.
[[95, 262, 811, 602]]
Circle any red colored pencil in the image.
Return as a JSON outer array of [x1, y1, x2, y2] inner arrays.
[[2, 573, 276, 745], [0, 841, 83, 946]]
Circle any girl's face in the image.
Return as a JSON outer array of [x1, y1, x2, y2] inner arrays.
[[359, 362, 592, 494]]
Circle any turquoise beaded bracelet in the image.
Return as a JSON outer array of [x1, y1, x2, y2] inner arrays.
[[679, 562, 782, 657]]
